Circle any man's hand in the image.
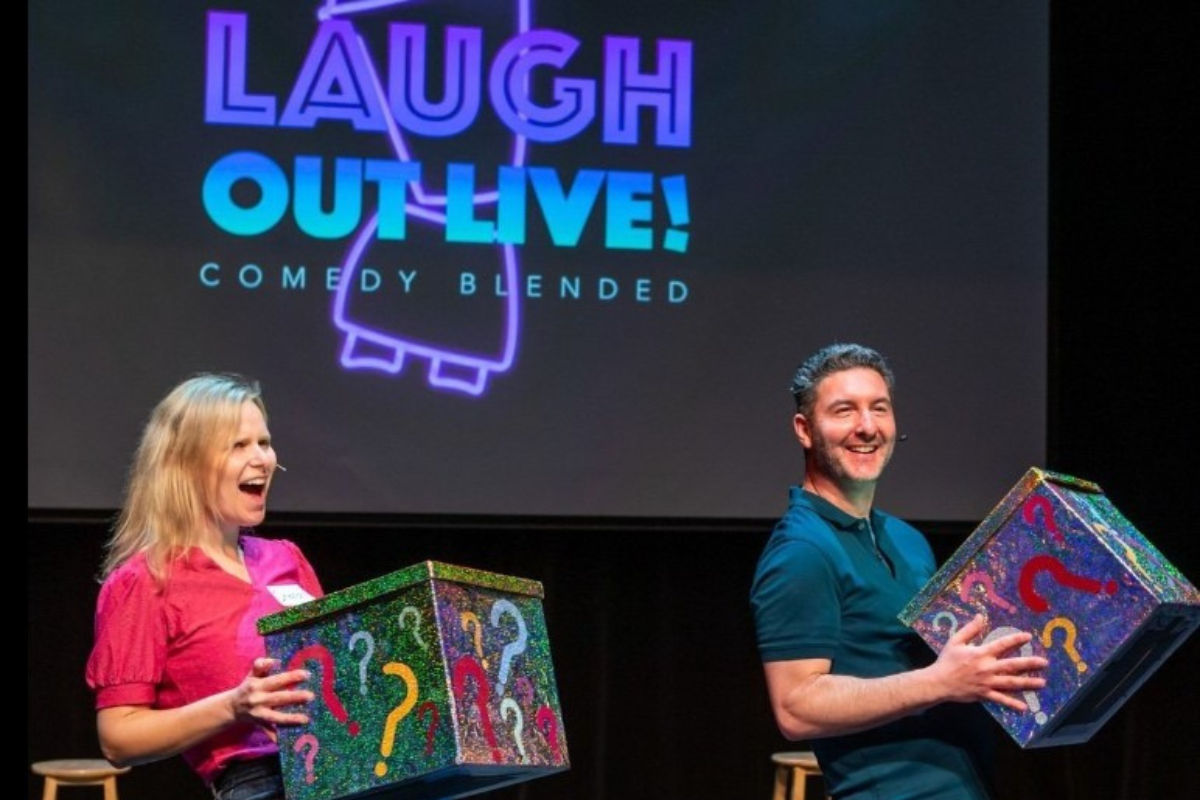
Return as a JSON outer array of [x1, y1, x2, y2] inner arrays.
[[930, 614, 1048, 711]]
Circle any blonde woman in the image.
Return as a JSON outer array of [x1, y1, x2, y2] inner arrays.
[[87, 372, 324, 800]]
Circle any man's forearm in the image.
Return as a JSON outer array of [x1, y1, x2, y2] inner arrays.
[[772, 666, 943, 740]]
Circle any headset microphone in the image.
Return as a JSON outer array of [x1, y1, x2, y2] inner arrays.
[[276, 464, 288, 472], [898, 434, 908, 442]]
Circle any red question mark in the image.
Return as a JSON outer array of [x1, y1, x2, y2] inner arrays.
[[293, 734, 319, 784], [452, 656, 503, 763], [535, 706, 563, 763], [287, 644, 360, 736], [418, 700, 440, 756], [1018, 554, 1117, 612], [1022, 495, 1065, 545]]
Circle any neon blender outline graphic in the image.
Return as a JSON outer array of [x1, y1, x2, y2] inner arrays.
[[321, 0, 531, 397]]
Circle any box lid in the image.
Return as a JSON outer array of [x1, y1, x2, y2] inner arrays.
[[258, 560, 545, 635]]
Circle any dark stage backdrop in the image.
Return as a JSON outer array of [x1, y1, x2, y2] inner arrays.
[[29, 0, 1048, 522]]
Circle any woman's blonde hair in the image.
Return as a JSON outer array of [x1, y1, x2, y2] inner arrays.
[[100, 372, 267, 582]]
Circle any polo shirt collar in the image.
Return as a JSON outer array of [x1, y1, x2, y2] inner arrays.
[[790, 484, 885, 531]]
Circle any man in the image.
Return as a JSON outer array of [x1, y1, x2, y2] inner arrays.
[[749, 343, 1047, 799]]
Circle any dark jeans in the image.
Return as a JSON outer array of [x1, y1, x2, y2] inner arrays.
[[211, 756, 284, 800]]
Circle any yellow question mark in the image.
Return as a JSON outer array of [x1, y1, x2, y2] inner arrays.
[[460, 611, 488, 668], [374, 662, 418, 777], [1041, 617, 1087, 673]]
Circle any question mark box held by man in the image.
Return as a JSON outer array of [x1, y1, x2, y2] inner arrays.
[[259, 560, 570, 800], [900, 467, 1200, 748]]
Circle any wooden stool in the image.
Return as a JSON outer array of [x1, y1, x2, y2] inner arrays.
[[31, 759, 130, 800], [771, 751, 824, 800]]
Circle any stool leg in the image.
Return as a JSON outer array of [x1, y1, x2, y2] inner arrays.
[[793, 768, 807, 800], [773, 765, 787, 800], [104, 775, 119, 800], [42, 776, 58, 800]]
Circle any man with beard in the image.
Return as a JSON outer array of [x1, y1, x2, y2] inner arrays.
[[749, 343, 1048, 800]]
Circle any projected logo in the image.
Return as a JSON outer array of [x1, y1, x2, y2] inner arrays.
[[202, 0, 693, 396]]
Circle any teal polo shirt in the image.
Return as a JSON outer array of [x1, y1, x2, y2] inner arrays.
[[750, 487, 996, 800]]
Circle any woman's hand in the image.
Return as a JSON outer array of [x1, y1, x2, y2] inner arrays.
[[229, 657, 315, 730]]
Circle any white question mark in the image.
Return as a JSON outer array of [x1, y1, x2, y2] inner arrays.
[[500, 697, 528, 763], [399, 605, 428, 651], [490, 599, 528, 695], [984, 625, 1047, 725], [349, 630, 375, 695], [932, 611, 959, 638]]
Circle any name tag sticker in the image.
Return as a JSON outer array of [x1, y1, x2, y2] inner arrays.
[[268, 583, 316, 607]]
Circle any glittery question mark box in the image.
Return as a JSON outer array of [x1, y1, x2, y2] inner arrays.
[[259, 561, 570, 800], [899, 467, 1200, 748]]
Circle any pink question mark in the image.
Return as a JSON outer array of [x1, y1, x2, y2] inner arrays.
[[535, 706, 563, 763], [1023, 495, 1065, 545], [515, 676, 535, 706], [959, 570, 1018, 613], [1018, 554, 1118, 613], [452, 656, 503, 763], [293, 734, 319, 784], [287, 644, 360, 736], [418, 700, 440, 757]]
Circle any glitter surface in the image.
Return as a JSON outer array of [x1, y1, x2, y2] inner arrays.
[[899, 467, 1200, 748], [259, 561, 569, 800]]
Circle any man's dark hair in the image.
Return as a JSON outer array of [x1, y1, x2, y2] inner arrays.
[[790, 343, 896, 416]]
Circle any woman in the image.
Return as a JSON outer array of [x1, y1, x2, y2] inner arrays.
[[86, 372, 324, 800]]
